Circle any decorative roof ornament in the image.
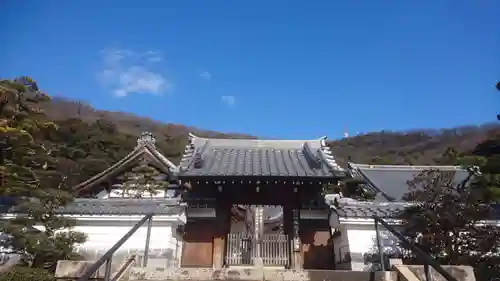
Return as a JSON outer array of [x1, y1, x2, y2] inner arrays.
[[137, 131, 156, 148]]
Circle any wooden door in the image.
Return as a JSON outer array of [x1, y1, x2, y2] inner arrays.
[[181, 220, 214, 267]]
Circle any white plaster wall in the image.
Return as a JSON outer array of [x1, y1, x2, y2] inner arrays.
[[332, 227, 353, 270], [71, 218, 183, 269], [343, 223, 401, 271]]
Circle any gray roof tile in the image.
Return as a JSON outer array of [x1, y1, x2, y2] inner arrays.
[[348, 163, 471, 202], [179, 134, 345, 178], [3, 199, 184, 215], [59, 198, 184, 215], [334, 202, 410, 219]]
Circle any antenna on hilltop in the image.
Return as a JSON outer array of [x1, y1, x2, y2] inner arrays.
[[343, 125, 349, 139]]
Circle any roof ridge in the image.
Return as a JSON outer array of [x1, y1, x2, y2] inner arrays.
[[188, 132, 328, 142]]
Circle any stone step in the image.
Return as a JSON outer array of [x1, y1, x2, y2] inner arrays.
[[128, 267, 397, 281]]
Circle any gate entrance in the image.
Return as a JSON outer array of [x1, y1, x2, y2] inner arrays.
[[226, 204, 289, 267], [225, 233, 289, 266]]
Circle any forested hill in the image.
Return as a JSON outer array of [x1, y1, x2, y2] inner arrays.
[[44, 94, 500, 166], [2, 77, 499, 184], [329, 124, 500, 166]]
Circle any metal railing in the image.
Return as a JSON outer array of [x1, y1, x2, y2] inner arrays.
[[76, 213, 153, 281], [110, 255, 136, 281], [373, 215, 458, 281]]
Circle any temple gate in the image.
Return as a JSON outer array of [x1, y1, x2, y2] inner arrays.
[[177, 134, 346, 269]]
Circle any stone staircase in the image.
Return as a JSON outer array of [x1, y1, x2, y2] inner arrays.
[[128, 267, 397, 281], [54, 261, 476, 281]]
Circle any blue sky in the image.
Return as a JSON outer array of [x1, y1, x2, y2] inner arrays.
[[1, 1, 499, 139]]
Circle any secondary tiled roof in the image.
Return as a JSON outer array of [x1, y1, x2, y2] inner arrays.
[[334, 202, 500, 220], [2, 198, 185, 215], [74, 132, 178, 194], [178, 133, 346, 178], [348, 163, 472, 202], [333, 202, 410, 219]]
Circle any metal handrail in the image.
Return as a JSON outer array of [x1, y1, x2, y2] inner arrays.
[[76, 213, 153, 281], [373, 215, 458, 281], [110, 255, 136, 281]]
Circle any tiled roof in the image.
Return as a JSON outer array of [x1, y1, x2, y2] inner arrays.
[[74, 132, 178, 194], [333, 202, 410, 219], [347, 163, 472, 202], [178, 133, 345, 178], [2, 198, 185, 215], [59, 198, 184, 215]]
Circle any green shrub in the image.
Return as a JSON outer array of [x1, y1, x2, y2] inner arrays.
[[0, 266, 55, 281]]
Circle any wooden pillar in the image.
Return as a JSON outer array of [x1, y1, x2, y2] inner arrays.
[[284, 204, 302, 269], [213, 200, 230, 268], [213, 237, 224, 268], [283, 205, 292, 268], [291, 208, 303, 269]]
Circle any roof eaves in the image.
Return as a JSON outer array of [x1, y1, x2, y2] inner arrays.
[[179, 133, 197, 172], [145, 144, 178, 171], [349, 163, 464, 172], [346, 162, 394, 201], [318, 137, 345, 175], [346, 163, 379, 194], [75, 145, 176, 194], [74, 146, 143, 192]]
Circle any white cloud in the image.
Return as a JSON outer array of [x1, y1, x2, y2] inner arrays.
[[144, 50, 163, 62], [97, 48, 171, 97], [199, 71, 212, 82], [221, 95, 236, 107]]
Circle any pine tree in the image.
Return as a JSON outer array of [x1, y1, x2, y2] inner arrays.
[[118, 161, 168, 198], [0, 79, 86, 271], [398, 156, 500, 281]]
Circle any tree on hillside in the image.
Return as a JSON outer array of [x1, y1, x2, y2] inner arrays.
[[369, 156, 392, 165], [0, 80, 86, 271], [433, 147, 459, 165]]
